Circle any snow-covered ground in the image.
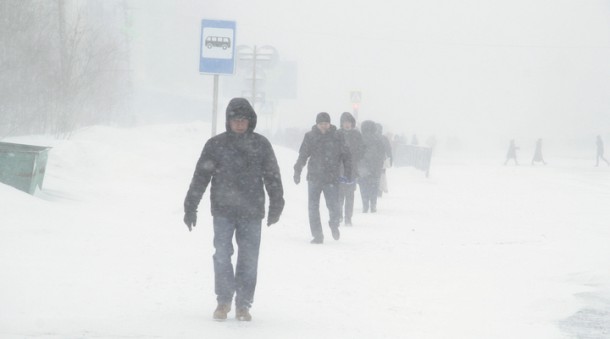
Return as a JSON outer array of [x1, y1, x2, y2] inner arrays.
[[1, 123, 609, 339]]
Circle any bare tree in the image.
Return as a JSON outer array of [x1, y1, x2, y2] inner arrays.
[[0, 0, 132, 139]]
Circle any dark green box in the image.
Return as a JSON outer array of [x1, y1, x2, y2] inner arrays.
[[0, 142, 51, 194]]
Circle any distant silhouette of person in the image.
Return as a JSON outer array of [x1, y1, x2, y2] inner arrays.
[[504, 139, 519, 165], [596, 135, 610, 167], [358, 120, 386, 213], [375, 123, 392, 198], [531, 138, 547, 165], [411, 134, 419, 146]]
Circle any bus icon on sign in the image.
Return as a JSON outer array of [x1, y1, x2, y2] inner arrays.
[[205, 36, 231, 50]]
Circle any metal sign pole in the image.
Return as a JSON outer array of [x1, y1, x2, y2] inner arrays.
[[199, 19, 236, 137], [212, 74, 219, 136]]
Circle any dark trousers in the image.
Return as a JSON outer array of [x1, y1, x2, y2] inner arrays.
[[213, 216, 262, 309], [597, 153, 609, 166], [308, 180, 340, 239], [359, 175, 380, 212], [339, 182, 356, 221]]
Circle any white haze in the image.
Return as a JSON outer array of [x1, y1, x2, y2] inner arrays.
[[129, 0, 610, 152]]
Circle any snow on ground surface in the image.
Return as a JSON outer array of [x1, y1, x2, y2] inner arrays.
[[1, 122, 609, 339]]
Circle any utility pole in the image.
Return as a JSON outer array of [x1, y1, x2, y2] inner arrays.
[[237, 45, 277, 108]]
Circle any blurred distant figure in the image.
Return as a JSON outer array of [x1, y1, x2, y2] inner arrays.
[[337, 112, 363, 226], [504, 139, 519, 165], [411, 134, 419, 146], [375, 123, 392, 198], [359, 121, 386, 213], [596, 135, 610, 167], [531, 138, 547, 165]]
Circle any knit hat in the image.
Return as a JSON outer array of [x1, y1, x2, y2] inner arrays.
[[316, 112, 331, 124]]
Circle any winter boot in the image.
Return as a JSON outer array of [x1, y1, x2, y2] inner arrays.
[[331, 226, 340, 240], [213, 303, 231, 320], [345, 218, 352, 226], [236, 307, 252, 321], [310, 237, 323, 244]]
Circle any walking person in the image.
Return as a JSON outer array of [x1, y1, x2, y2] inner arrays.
[[294, 112, 352, 244], [504, 139, 519, 165], [337, 112, 363, 226], [596, 135, 609, 166], [358, 120, 386, 213], [531, 138, 547, 165], [183, 98, 285, 321], [376, 122, 392, 198]]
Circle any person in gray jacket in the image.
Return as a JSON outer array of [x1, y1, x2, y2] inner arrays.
[[294, 112, 352, 244], [183, 98, 284, 321], [337, 112, 363, 226]]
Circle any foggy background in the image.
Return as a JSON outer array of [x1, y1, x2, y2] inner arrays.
[[2, 0, 610, 154], [129, 0, 610, 152]]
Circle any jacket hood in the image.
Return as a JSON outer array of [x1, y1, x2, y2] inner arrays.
[[225, 98, 257, 132], [340, 112, 356, 128], [361, 120, 377, 136]]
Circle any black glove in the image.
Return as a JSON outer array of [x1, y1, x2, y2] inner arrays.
[[267, 212, 280, 227], [184, 211, 197, 231], [293, 173, 300, 185]]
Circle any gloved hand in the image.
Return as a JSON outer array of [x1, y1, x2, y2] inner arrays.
[[267, 199, 285, 227], [293, 173, 300, 185], [339, 176, 356, 185], [267, 211, 280, 226], [184, 211, 197, 231]]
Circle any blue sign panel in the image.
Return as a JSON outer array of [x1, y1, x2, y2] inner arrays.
[[199, 19, 236, 74]]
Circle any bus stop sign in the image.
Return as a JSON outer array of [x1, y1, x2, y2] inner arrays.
[[199, 19, 236, 74]]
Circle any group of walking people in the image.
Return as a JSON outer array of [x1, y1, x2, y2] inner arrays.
[[505, 138, 547, 166], [182, 98, 392, 322], [181, 97, 607, 323], [505, 136, 609, 166], [293, 111, 391, 244]]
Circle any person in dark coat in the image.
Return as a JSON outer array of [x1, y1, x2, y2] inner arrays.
[[183, 98, 285, 321], [596, 135, 609, 166], [337, 112, 363, 226], [504, 139, 519, 165], [294, 112, 352, 244], [358, 120, 386, 213], [376, 123, 392, 198], [531, 138, 547, 165]]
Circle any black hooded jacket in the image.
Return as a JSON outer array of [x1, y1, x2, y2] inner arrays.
[[184, 98, 284, 220], [294, 123, 352, 184], [359, 120, 386, 178]]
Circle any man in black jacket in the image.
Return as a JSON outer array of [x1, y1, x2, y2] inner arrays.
[[183, 98, 284, 322], [294, 112, 352, 244]]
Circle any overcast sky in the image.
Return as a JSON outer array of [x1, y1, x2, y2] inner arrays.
[[129, 0, 610, 149]]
